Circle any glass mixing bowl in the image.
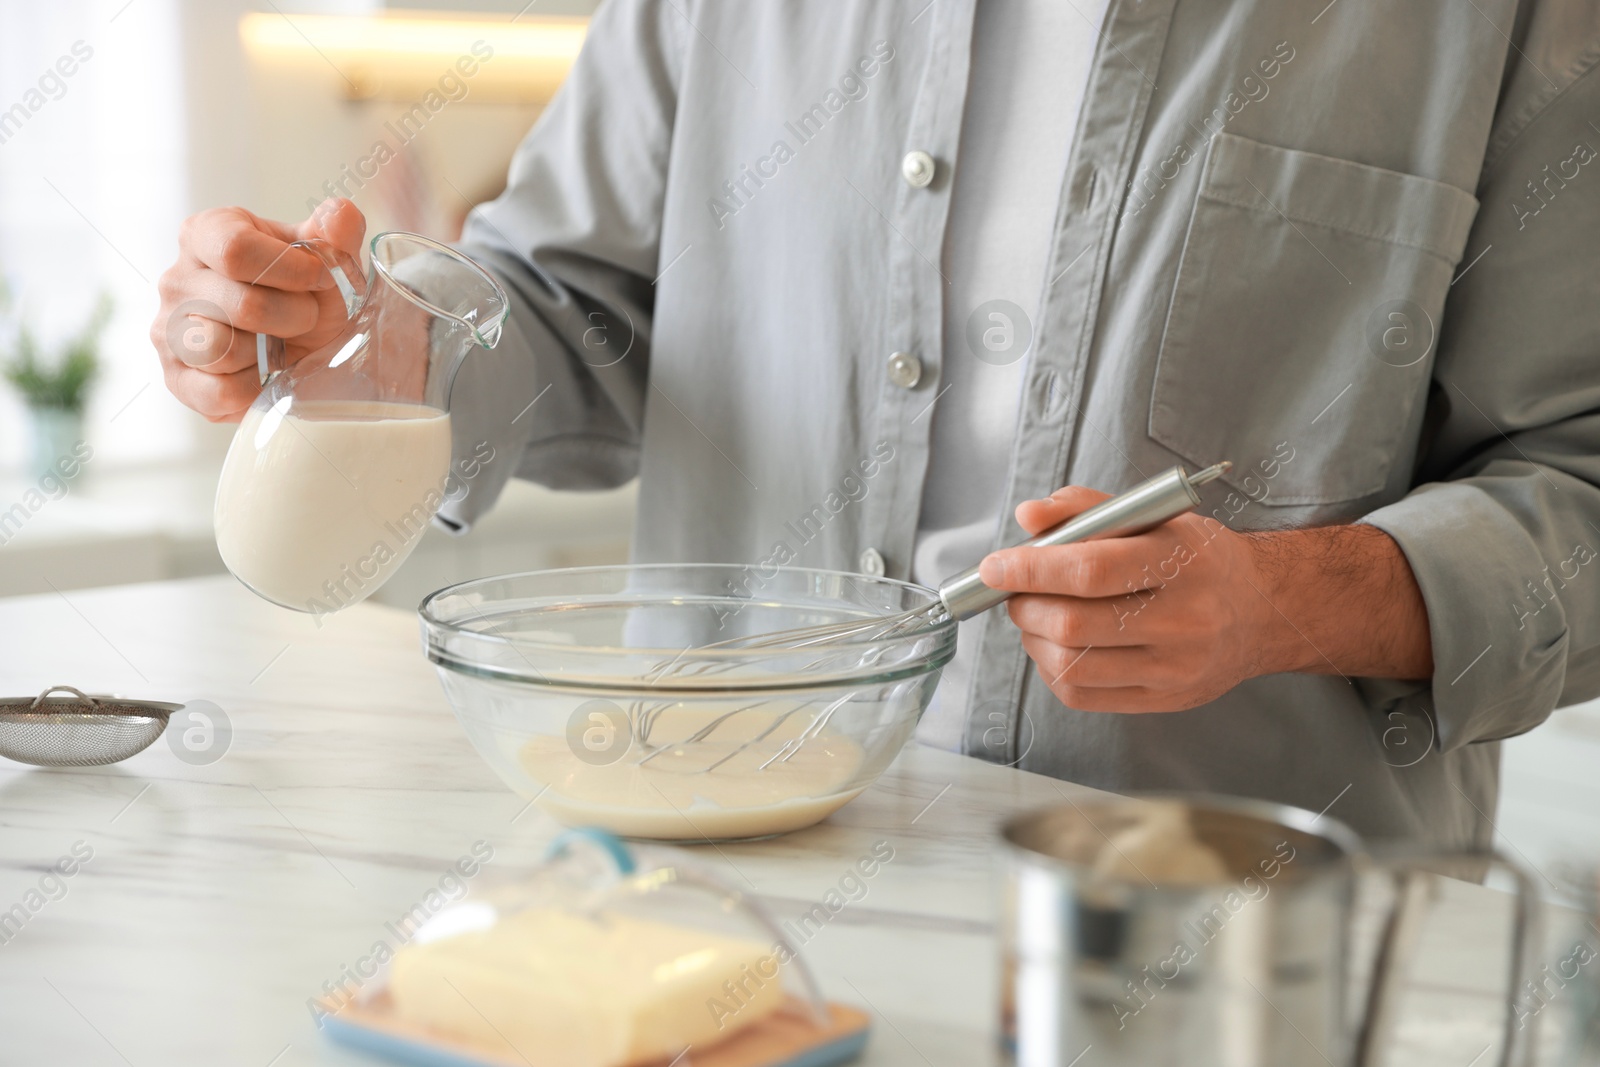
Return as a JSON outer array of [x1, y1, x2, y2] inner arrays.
[[418, 565, 957, 842]]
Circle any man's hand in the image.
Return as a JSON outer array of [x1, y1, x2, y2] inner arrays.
[[151, 198, 366, 422], [978, 485, 1434, 714]]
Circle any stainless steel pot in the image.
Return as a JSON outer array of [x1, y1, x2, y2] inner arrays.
[[998, 795, 1538, 1067]]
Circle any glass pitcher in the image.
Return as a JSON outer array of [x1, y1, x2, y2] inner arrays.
[[214, 232, 509, 615]]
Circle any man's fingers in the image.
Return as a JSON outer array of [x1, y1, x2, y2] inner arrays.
[[1022, 634, 1097, 685], [295, 197, 367, 260], [982, 531, 1194, 597], [1013, 485, 1113, 537], [159, 309, 247, 370], [184, 269, 321, 341], [1006, 592, 1151, 647], [163, 362, 262, 422], [1046, 683, 1167, 714], [1019, 636, 1183, 713], [1019, 636, 1168, 687], [157, 300, 325, 376], [154, 201, 373, 424], [185, 208, 334, 290], [227, 205, 301, 245]]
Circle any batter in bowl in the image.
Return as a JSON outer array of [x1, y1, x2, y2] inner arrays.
[[519, 703, 868, 840]]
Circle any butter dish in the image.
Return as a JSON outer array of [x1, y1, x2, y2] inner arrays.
[[319, 829, 870, 1067], [321, 992, 870, 1067]]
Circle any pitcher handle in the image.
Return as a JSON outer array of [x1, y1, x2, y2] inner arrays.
[[1353, 849, 1539, 1067], [255, 238, 364, 386]]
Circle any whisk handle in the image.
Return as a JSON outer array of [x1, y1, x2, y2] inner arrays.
[[936, 463, 1229, 622]]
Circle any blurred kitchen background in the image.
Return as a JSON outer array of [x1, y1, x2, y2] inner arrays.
[[0, 1, 1593, 887]]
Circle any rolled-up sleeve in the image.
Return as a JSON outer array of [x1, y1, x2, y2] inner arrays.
[[1359, 59, 1600, 751], [438, 0, 686, 532]]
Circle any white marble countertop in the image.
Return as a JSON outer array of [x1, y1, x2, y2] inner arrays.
[[0, 577, 1577, 1066]]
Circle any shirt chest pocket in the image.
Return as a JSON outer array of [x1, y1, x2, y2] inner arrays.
[[1150, 133, 1479, 508]]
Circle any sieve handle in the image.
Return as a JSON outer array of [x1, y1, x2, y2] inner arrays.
[[31, 685, 98, 710], [936, 463, 1230, 622]]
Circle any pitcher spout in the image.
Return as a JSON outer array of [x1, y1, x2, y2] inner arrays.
[[370, 232, 510, 351]]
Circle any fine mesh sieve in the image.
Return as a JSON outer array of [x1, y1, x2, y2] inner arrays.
[[0, 686, 179, 767]]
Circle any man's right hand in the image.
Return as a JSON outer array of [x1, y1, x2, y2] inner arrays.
[[152, 198, 367, 422]]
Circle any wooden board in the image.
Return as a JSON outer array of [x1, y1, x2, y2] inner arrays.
[[319, 991, 871, 1067]]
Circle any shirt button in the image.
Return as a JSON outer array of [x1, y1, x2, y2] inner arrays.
[[901, 150, 936, 188], [1031, 366, 1068, 423], [858, 547, 886, 576], [887, 351, 922, 389]]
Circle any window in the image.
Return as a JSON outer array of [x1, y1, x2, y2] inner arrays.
[[0, 0, 193, 471]]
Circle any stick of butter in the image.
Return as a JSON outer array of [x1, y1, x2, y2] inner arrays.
[[389, 908, 785, 1067], [1091, 801, 1231, 885]]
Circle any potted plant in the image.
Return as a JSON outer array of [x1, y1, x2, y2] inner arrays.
[[1, 284, 112, 480]]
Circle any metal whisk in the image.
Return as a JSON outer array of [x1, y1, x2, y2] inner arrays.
[[630, 692, 854, 773], [0, 686, 178, 767], [620, 464, 1231, 774], [653, 463, 1231, 679]]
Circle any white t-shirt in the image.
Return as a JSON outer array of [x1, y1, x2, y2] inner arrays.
[[913, 0, 1109, 751]]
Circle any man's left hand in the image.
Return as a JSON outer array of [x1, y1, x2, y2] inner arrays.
[[977, 485, 1433, 713]]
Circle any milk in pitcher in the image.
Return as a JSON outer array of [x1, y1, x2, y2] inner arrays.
[[214, 399, 452, 612]]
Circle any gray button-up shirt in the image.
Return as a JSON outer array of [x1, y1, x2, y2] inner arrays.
[[440, 0, 1600, 850]]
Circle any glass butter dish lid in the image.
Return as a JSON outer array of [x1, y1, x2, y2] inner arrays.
[[318, 829, 871, 1067]]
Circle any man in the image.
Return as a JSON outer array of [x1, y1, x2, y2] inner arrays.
[[152, 0, 1600, 849]]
